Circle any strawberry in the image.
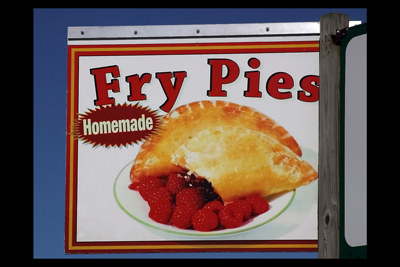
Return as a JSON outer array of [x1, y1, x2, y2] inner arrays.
[[192, 209, 219, 232], [146, 187, 172, 206], [138, 176, 165, 201], [246, 195, 270, 215], [175, 188, 205, 210], [219, 203, 244, 229], [148, 199, 172, 224], [165, 173, 186, 194], [171, 204, 198, 229]]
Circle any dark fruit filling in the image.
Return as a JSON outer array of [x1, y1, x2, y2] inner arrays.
[[181, 172, 224, 204]]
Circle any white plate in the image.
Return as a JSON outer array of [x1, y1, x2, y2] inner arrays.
[[113, 164, 310, 237]]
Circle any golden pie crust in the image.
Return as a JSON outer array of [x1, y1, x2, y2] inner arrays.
[[171, 126, 317, 202], [130, 100, 303, 185]]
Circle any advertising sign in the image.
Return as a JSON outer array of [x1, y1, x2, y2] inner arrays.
[[339, 23, 367, 258], [66, 23, 320, 253]]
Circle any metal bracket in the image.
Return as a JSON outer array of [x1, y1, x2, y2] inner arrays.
[[331, 27, 348, 45]]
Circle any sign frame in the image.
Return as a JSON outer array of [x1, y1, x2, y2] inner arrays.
[[64, 21, 359, 254]]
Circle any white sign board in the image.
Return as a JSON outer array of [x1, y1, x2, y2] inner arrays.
[[66, 23, 320, 253]]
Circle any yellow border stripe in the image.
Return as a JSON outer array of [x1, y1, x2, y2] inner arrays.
[[72, 43, 318, 53], [70, 243, 317, 251], [68, 48, 76, 251]]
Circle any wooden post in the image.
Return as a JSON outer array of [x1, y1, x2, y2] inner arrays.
[[318, 13, 349, 258]]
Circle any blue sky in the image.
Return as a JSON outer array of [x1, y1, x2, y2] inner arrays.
[[33, 8, 367, 259]]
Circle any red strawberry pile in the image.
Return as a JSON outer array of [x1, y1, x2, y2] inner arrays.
[[129, 172, 269, 232]]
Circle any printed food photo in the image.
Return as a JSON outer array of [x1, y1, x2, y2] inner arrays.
[[128, 100, 318, 232]]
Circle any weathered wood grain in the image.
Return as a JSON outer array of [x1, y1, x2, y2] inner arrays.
[[318, 12, 349, 259]]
